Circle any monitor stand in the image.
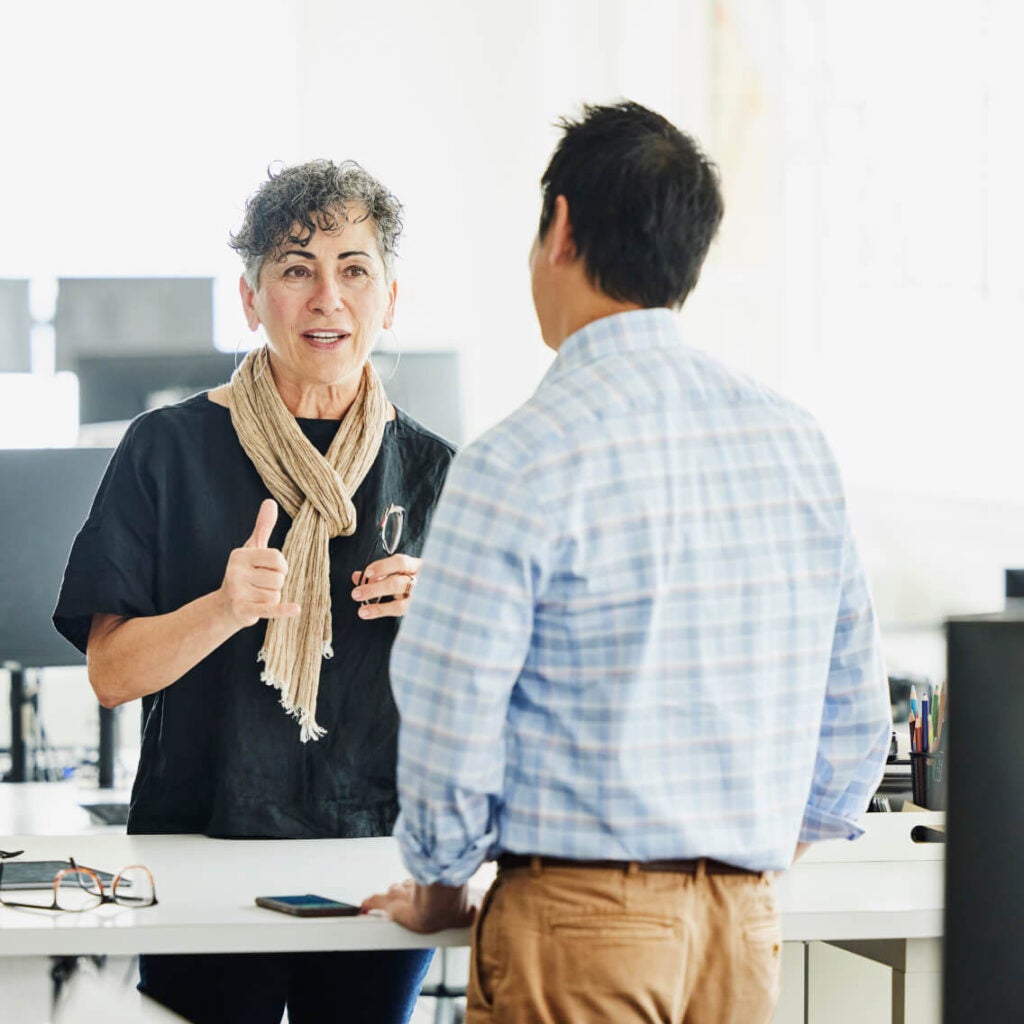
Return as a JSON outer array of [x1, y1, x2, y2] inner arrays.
[[3, 665, 117, 787], [4, 666, 33, 782]]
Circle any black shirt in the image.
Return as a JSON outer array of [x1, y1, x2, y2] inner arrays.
[[54, 393, 455, 838]]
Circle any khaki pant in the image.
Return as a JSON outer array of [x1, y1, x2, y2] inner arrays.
[[465, 859, 781, 1024]]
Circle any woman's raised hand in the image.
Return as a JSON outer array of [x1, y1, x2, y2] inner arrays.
[[219, 499, 302, 628]]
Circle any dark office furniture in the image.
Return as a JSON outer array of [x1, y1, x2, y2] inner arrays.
[[372, 350, 464, 445], [53, 277, 215, 371], [943, 612, 1024, 1022], [74, 352, 239, 424], [73, 349, 465, 433], [0, 448, 115, 784], [1005, 568, 1024, 600], [0, 279, 32, 372], [50, 275, 234, 427]]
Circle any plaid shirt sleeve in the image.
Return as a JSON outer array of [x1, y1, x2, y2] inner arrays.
[[390, 441, 544, 886], [799, 518, 892, 842]]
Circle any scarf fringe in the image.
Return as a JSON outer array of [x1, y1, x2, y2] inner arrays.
[[259, 652, 328, 743]]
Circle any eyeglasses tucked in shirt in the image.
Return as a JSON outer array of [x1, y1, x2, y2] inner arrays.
[[359, 502, 406, 606]]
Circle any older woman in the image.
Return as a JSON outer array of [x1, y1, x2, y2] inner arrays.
[[54, 160, 454, 1024]]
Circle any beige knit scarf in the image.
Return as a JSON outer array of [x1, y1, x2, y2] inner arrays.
[[228, 345, 388, 742]]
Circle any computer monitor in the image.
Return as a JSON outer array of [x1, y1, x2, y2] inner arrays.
[[73, 347, 464, 437], [74, 352, 239, 424], [0, 447, 114, 668], [54, 277, 215, 371], [943, 612, 1024, 1021], [0, 278, 32, 372]]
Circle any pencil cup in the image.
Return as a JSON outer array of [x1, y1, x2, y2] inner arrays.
[[926, 750, 946, 810], [910, 751, 946, 810]]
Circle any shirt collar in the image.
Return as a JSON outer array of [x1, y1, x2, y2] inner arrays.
[[540, 308, 680, 388]]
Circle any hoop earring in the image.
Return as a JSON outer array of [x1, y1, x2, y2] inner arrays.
[[232, 331, 264, 372], [373, 327, 402, 384]]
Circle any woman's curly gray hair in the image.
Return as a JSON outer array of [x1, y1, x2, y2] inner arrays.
[[229, 159, 404, 288]]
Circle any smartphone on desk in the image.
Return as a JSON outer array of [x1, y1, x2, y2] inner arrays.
[[255, 894, 361, 917]]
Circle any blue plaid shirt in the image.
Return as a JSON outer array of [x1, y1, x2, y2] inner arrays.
[[392, 308, 890, 884]]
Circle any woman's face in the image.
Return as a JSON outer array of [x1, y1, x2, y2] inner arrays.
[[240, 206, 396, 401]]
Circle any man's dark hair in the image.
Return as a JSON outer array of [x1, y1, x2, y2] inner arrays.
[[539, 101, 724, 309]]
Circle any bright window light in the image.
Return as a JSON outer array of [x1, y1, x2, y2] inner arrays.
[[0, 373, 79, 448]]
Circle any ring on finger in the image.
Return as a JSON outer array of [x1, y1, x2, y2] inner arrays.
[[403, 575, 416, 599]]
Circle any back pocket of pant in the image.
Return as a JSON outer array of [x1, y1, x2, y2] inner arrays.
[[551, 914, 677, 943]]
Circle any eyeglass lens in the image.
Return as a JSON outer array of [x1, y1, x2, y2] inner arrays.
[[112, 867, 156, 907], [380, 504, 405, 554], [359, 505, 406, 605], [57, 869, 105, 911]]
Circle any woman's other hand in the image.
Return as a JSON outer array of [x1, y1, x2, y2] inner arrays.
[[351, 554, 421, 619], [218, 499, 302, 628]]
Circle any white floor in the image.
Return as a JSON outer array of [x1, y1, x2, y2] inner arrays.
[[0, 953, 464, 1024]]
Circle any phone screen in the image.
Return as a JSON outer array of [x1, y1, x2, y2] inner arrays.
[[255, 894, 361, 917]]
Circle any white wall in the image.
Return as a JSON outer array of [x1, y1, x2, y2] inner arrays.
[[0, 2, 303, 346], [0, 0, 721, 439], [692, 0, 1024, 675], [286, 0, 719, 434], [3, 1, 1018, 466]]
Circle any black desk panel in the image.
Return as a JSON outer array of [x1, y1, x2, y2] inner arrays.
[[943, 614, 1024, 1022]]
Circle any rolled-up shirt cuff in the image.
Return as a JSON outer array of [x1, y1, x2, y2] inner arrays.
[[799, 803, 866, 843], [394, 814, 495, 887]]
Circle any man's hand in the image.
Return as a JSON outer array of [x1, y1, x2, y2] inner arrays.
[[217, 499, 301, 628], [360, 879, 476, 934], [351, 553, 422, 619]]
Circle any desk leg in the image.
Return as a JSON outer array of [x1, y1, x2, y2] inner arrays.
[[773, 943, 807, 1024], [98, 705, 118, 789], [1, 955, 180, 1021], [431, 948, 457, 1024], [419, 946, 469, 1024], [828, 939, 942, 1024], [3, 668, 32, 783]]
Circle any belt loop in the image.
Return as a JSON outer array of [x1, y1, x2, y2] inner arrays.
[[530, 856, 543, 878], [695, 858, 707, 881], [627, 861, 640, 877]]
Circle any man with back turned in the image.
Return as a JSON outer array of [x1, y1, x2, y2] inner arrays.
[[364, 100, 891, 1023]]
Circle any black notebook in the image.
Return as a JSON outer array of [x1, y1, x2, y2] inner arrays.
[[1, 860, 116, 890]]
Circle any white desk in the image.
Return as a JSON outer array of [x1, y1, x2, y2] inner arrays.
[[779, 811, 943, 941], [0, 814, 944, 1022], [779, 812, 944, 1024], [0, 833, 472, 957]]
